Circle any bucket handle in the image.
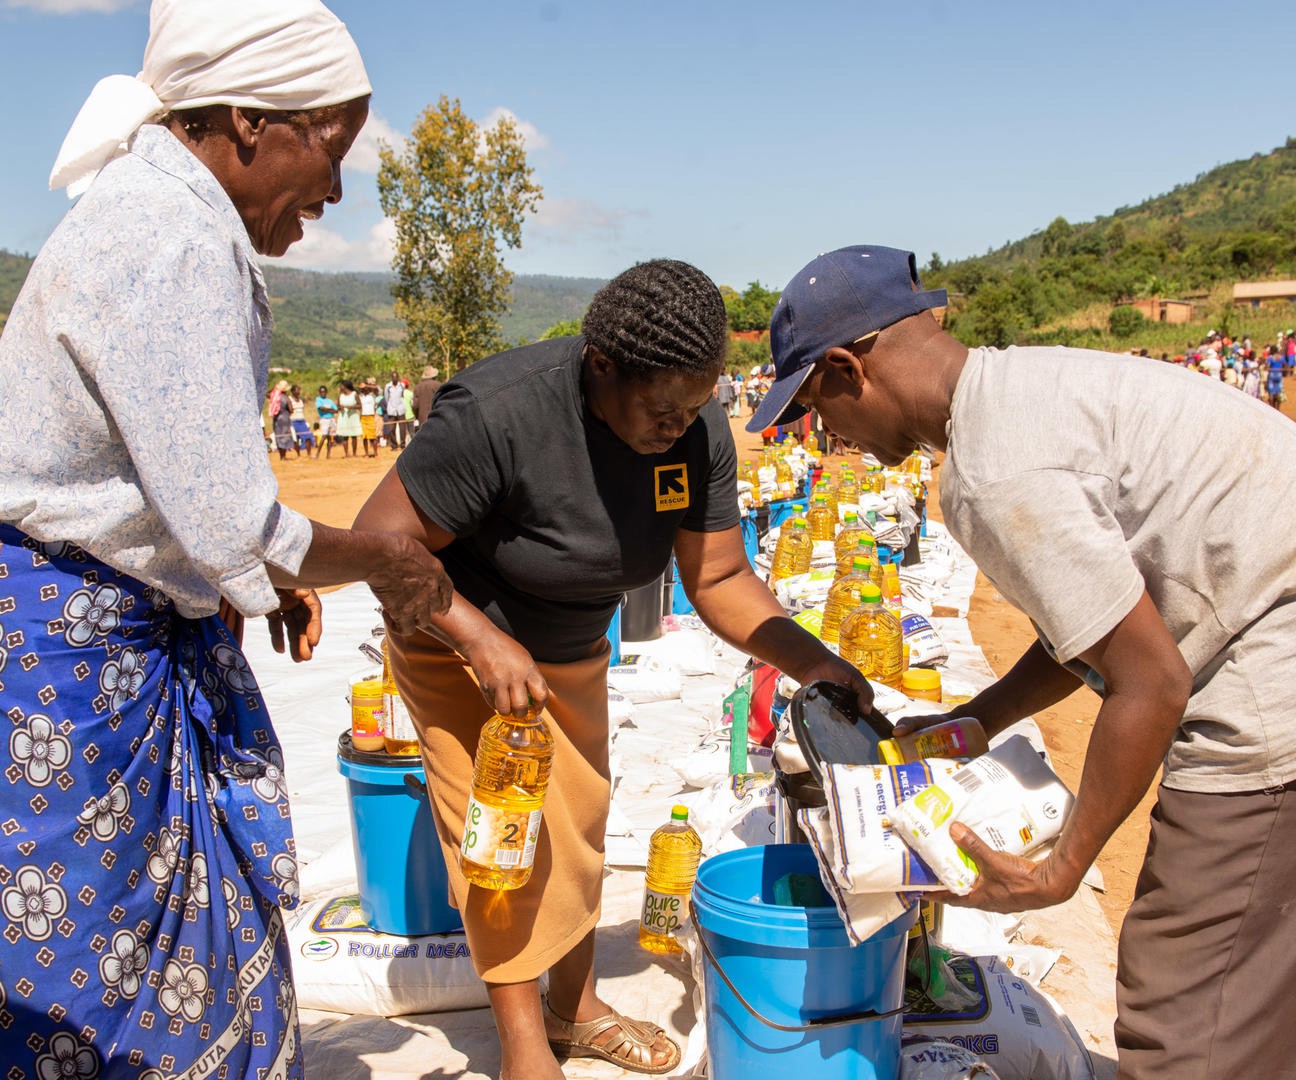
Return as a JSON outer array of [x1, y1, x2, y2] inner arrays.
[[403, 773, 428, 800], [687, 902, 929, 1033]]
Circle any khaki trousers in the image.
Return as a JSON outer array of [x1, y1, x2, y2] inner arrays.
[[1115, 779, 1296, 1078], [386, 628, 612, 983]]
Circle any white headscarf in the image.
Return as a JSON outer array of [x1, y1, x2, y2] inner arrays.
[[50, 0, 371, 197]]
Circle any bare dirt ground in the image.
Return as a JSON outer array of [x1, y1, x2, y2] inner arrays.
[[271, 390, 1296, 938]]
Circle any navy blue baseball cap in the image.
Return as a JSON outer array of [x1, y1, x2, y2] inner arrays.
[[746, 246, 947, 432]]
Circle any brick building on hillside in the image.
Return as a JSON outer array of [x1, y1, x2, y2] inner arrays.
[[1233, 280, 1296, 309], [1129, 297, 1197, 324]]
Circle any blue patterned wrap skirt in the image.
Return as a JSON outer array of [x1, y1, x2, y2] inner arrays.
[[0, 524, 302, 1079]]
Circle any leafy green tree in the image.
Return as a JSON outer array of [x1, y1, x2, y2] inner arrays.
[[728, 337, 771, 371], [723, 281, 781, 332], [958, 282, 1025, 348], [1041, 217, 1072, 258], [540, 317, 582, 340], [378, 96, 543, 373], [1108, 305, 1144, 338]]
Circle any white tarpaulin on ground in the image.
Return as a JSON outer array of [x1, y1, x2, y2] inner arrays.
[[241, 525, 1118, 1079]]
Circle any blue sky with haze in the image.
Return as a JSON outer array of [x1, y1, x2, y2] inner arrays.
[[1, 0, 1293, 291]]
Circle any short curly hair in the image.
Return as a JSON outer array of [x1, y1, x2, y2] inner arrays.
[[582, 259, 728, 382]]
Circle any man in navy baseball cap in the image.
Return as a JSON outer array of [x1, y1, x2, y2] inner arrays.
[[775, 240, 1296, 1080], [745, 245, 946, 434]]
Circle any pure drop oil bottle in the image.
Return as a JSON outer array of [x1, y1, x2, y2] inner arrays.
[[639, 805, 703, 954], [459, 705, 554, 891]]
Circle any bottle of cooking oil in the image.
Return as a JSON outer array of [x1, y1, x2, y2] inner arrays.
[[380, 637, 420, 755], [821, 557, 876, 646], [770, 517, 813, 583], [836, 534, 882, 583], [639, 805, 703, 954], [836, 469, 861, 507], [775, 454, 794, 498], [806, 494, 836, 541], [838, 583, 903, 688], [459, 704, 554, 890], [834, 511, 871, 564], [813, 480, 839, 522]]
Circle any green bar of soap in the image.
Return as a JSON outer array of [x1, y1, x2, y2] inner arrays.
[[772, 872, 829, 907]]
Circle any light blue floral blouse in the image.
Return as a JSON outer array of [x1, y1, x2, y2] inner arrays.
[[0, 125, 312, 618]]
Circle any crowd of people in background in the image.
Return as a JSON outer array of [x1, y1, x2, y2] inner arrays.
[[271, 327, 1296, 465], [1149, 328, 1296, 410], [266, 365, 444, 459], [715, 362, 779, 418]]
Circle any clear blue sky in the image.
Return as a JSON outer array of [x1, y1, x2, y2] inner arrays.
[[2, 0, 1293, 292]]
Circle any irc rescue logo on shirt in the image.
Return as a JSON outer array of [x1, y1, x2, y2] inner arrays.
[[654, 464, 690, 511]]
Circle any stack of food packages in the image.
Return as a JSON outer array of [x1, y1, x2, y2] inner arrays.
[[763, 451, 949, 700], [738, 438, 820, 511]]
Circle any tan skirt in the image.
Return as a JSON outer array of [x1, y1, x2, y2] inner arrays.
[[386, 627, 611, 983]]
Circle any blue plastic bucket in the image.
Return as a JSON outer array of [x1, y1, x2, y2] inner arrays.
[[767, 497, 801, 531], [691, 844, 914, 1080], [336, 734, 462, 936], [606, 603, 623, 666]]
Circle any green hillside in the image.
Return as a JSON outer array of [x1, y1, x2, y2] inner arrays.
[[927, 136, 1296, 349], [0, 250, 601, 365]]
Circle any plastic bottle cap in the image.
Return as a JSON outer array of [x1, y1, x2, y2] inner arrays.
[[792, 518, 807, 529], [671, 805, 689, 821], [844, 511, 858, 523], [814, 495, 826, 504], [858, 583, 882, 603], [902, 668, 942, 692], [851, 557, 870, 571]]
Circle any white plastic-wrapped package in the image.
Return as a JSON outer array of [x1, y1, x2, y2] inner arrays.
[[797, 806, 911, 946], [891, 736, 1075, 895], [901, 1036, 1002, 1078], [632, 627, 718, 676], [817, 760, 962, 892], [607, 653, 682, 702], [904, 955, 1094, 1080], [902, 612, 949, 666], [675, 731, 773, 789], [690, 771, 778, 854], [285, 895, 488, 1016]]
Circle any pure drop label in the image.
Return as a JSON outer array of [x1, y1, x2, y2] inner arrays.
[[640, 887, 686, 936], [460, 797, 542, 870]]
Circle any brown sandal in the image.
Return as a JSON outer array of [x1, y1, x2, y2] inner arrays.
[[543, 996, 682, 1075]]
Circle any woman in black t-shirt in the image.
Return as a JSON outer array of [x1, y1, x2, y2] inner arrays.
[[355, 260, 867, 1080]]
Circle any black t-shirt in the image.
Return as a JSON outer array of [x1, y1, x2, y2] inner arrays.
[[396, 337, 739, 662]]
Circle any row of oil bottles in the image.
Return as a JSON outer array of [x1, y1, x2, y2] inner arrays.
[[346, 629, 695, 953], [743, 444, 925, 509], [767, 462, 930, 690]]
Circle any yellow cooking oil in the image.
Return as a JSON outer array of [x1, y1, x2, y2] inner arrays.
[[838, 583, 903, 688], [770, 517, 813, 583], [639, 805, 703, 954], [821, 557, 877, 646], [459, 706, 554, 891], [835, 469, 862, 506], [807, 494, 836, 541]]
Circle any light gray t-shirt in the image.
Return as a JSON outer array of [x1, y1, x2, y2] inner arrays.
[[941, 345, 1296, 792]]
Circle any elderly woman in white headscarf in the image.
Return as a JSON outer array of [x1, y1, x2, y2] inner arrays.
[[0, 2, 452, 1076]]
